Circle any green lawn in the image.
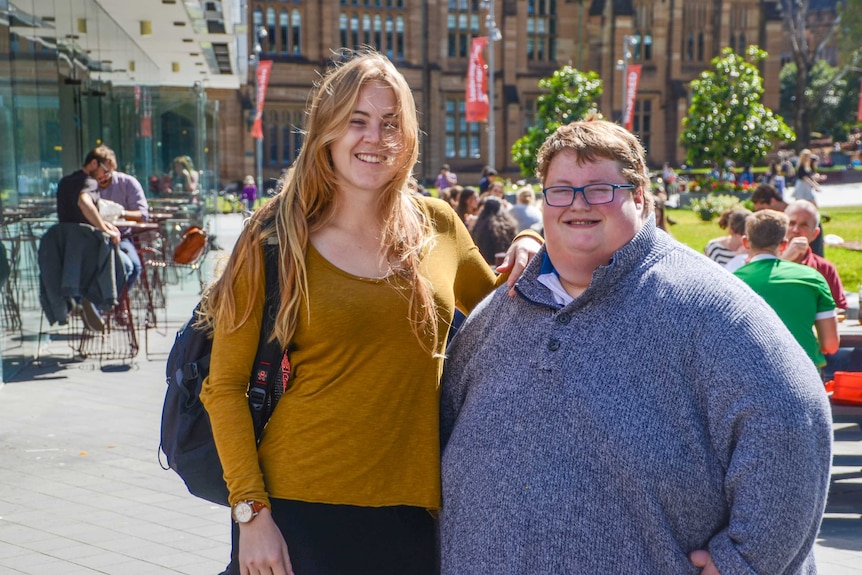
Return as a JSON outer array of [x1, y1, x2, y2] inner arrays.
[[667, 206, 862, 294]]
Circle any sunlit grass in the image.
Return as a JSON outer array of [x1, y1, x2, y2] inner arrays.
[[667, 206, 862, 294]]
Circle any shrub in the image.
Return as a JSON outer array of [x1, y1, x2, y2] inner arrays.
[[688, 194, 743, 221]]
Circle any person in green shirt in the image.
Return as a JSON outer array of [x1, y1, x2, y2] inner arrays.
[[734, 209, 839, 367]]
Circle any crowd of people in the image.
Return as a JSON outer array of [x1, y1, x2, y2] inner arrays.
[[48, 48, 844, 575]]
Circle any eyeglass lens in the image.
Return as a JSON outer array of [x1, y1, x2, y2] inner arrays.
[[544, 184, 617, 206]]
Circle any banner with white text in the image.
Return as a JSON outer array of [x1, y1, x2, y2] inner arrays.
[[466, 37, 489, 123], [251, 60, 273, 140], [623, 64, 642, 131]]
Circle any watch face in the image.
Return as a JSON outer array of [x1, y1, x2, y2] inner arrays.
[[234, 502, 253, 523]]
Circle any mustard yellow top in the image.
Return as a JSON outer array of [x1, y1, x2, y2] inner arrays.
[[201, 197, 506, 510]]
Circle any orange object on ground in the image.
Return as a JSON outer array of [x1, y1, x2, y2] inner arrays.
[[826, 371, 862, 405]]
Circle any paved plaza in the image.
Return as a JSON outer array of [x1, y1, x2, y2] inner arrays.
[[0, 197, 861, 574]]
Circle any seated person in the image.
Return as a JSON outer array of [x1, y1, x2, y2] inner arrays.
[[507, 187, 542, 233], [704, 206, 750, 266], [97, 148, 149, 289], [439, 118, 832, 575], [781, 199, 847, 312], [734, 209, 839, 369], [470, 197, 518, 266], [750, 182, 788, 212], [56, 145, 133, 330], [751, 183, 824, 256], [435, 164, 458, 193]]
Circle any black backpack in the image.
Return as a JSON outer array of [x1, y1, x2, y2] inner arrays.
[[159, 240, 286, 506]]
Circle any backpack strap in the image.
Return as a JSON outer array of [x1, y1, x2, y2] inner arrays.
[[248, 239, 285, 439]]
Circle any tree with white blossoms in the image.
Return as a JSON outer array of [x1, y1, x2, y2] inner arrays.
[[680, 45, 795, 168]]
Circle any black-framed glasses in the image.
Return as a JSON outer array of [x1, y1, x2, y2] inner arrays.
[[542, 183, 636, 207]]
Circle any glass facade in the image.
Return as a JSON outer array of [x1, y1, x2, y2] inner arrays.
[[0, 0, 221, 381]]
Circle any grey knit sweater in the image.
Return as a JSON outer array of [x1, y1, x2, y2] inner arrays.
[[440, 219, 832, 575]]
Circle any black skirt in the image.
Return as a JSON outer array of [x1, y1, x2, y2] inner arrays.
[[225, 499, 437, 575]]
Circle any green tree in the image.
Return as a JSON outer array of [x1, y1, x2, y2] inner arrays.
[[680, 46, 795, 168], [511, 66, 602, 177], [780, 60, 859, 142], [777, 0, 862, 147]]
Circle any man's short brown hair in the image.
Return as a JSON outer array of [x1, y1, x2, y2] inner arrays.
[[84, 145, 116, 168], [750, 183, 782, 206], [745, 209, 788, 251]]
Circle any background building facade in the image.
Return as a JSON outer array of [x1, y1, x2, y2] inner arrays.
[[235, 0, 837, 186]]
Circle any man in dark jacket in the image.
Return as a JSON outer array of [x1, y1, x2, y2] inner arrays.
[[55, 145, 129, 330]]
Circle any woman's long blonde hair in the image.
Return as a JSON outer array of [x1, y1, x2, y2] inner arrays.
[[199, 50, 439, 352]]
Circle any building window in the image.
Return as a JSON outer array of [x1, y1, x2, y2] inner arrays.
[[269, 123, 279, 166], [263, 110, 305, 167], [339, 7, 406, 58], [445, 98, 481, 159], [632, 1, 653, 61], [340, 13, 349, 48], [682, 3, 709, 63], [280, 11, 289, 55], [266, 8, 277, 53], [527, 0, 557, 62], [524, 98, 537, 132], [447, 1, 480, 59], [729, 4, 749, 54], [632, 100, 651, 155], [266, 7, 301, 56]]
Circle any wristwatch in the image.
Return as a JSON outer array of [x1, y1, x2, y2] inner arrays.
[[232, 500, 266, 524]]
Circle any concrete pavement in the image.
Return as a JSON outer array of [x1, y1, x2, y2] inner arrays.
[[0, 207, 861, 574]]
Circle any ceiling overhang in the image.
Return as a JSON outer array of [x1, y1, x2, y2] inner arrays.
[[3, 0, 247, 90]]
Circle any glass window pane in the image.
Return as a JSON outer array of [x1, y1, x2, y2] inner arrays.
[[293, 13, 302, 54]]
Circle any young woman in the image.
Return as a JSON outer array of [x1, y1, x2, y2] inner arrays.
[[171, 155, 199, 194], [471, 196, 518, 265], [455, 186, 479, 229], [199, 50, 539, 575], [792, 149, 821, 204], [704, 206, 751, 267]]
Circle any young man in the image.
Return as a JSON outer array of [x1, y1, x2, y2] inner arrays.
[[97, 148, 149, 288], [734, 209, 839, 368], [56, 145, 130, 330], [439, 118, 832, 575]]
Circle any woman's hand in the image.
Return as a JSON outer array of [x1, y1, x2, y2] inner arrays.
[[496, 234, 543, 297], [239, 508, 294, 575]]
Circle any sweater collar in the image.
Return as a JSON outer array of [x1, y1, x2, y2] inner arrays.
[[516, 214, 660, 309]]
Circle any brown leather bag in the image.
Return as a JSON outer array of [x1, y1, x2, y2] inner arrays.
[[173, 226, 207, 265]]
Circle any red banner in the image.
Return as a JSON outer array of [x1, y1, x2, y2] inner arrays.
[[466, 37, 489, 123], [623, 64, 642, 131], [857, 78, 862, 122], [251, 60, 273, 140]]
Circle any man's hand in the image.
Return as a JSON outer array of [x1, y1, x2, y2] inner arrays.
[[689, 550, 721, 574], [496, 234, 542, 297], [104, 222, 121, 246], [781, 236, 808, 262]]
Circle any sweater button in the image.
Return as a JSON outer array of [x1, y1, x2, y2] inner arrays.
[[556, 313, 571, 325], [548, 339, 560, 351]]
